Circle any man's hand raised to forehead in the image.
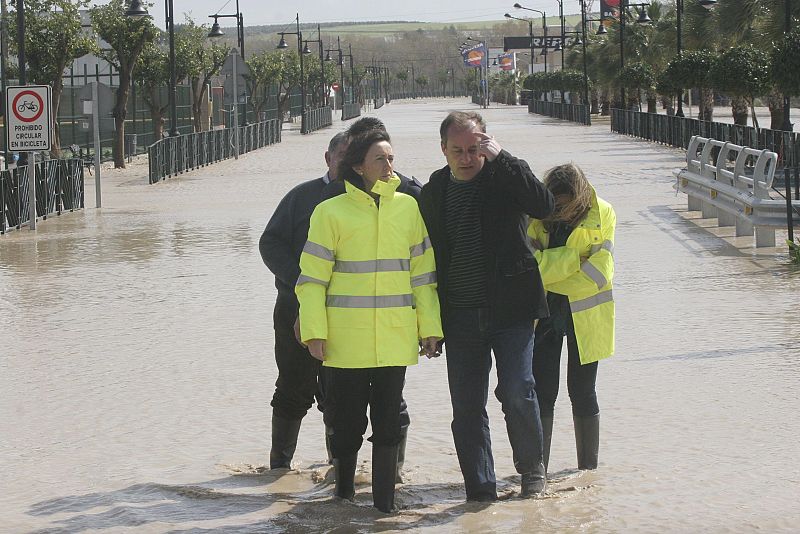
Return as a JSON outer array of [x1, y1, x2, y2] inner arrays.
[[475, 131, 502, 162]]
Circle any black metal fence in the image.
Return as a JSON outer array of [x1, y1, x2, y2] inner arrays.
[[302, 106, 333, 134], [342, 103, 362, 121], [1, 159, 85, 234], [375, 98, 385, 110], [529, 100, 591, 126], [611, 107, 800, 240], [147, 119, 282, 184]]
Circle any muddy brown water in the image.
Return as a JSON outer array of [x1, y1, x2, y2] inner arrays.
[[2, 99, 798, 532]]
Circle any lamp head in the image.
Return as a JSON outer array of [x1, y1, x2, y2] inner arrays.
[[277, 35, 289, 49], [208, 17, 224, 38], [698, 0, 717, 9], [124, 0, 150, 18], [514, 3, 523, 8], [302, 42, 312, 54], [636, 7, 652, 24], [597, 24, 608, 35], [325, 50, 332, 61]]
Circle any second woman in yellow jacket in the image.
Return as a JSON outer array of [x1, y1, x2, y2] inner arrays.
[[296, 129, 443, 512], [528, 163, 616, 473]]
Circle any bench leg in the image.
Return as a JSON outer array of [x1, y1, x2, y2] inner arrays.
[[701, 200, 717, 219], [754, 227, 775, 248], [688, 195, 702, 211], [717, 211, 736, 227], [735, 218, 753, 237]]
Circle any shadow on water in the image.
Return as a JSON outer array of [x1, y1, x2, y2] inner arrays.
[[26, 475, 491, 533], [26, 467, 590, 533]]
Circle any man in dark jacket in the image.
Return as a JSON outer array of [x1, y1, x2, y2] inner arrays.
[[260, 131, 348, 469], [419, 111, 554, 500]]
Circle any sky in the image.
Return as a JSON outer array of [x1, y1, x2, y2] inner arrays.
[[109, 0, 579, 29]]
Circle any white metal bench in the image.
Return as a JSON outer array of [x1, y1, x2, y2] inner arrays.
[[673, 135, 799, 247]]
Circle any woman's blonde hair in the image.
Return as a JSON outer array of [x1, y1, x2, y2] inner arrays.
[[543, 163, 593, 227]]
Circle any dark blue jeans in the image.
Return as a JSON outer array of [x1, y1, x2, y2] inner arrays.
[[444, 307, 544, 500]]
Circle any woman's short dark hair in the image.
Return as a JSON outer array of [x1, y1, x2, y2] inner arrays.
[[337, 129, 391, 186]]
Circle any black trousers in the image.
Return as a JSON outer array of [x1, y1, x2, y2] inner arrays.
[[533, 311, 599, 419], [270, 295, 411, 426], [322, 366, 407, 458], [270, 296, 323, 420]]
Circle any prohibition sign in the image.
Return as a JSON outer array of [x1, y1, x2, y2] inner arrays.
[[12, 90, 44, 123]]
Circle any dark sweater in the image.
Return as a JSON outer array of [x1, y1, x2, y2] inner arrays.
[[419, 150, 555, 326], [259, 177, 329, 307]]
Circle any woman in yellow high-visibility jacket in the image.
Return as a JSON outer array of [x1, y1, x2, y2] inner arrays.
[[296, 129, 443, 513], [527, 163, 616, 474]]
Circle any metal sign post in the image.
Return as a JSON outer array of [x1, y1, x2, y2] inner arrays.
[[5, 85, 52, 230]]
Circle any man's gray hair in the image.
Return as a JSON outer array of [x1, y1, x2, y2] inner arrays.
[[328, 132, 348, 153]]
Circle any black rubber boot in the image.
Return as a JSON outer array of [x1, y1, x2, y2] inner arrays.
[[521, 461, 547, 497], [334, 453, 358, 500], [541, 415, 553, 474], [574, 414, 599, 470], [372, 445, 399, 513], [395, 425, 408, 483], [269, 415, 302, 469]]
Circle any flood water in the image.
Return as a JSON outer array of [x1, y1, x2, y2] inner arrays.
[[2, 99, 799, 533]]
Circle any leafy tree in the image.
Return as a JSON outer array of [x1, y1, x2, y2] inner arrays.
[[133, 42, 169, 140], [710, 44, 771, 127], [13, 0, 97, 157], [620, 62, 657, 111], [175, 18, 229, 132], [91, 0, 158, 168], [663, 50, 717, 120], [772, 29, 800, 97]]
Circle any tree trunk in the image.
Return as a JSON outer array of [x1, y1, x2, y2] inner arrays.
[[647, 95, 657, 114], [112, 74, 132, 169], [661, 95, 674, 116], [730, 95, 748, 126], [50, 78, 64, 158], [699, 88, 714, 121], [766, 89, 784, 130], [151, 108, 164, 140]]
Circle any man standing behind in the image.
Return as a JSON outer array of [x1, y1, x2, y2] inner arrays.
[[419, 111, 554, 500], [259, 132, 348, 469]]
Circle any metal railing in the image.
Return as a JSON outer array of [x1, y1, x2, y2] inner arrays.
[[147, 119, 281, 184], [529, 100, 591, 125], [302, 106, 333, 134], [1, 159, 85, 234], [375, 97, 385, 110], [342, 103, 362, 121]]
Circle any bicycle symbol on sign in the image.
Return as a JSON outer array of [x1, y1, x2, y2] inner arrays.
[[17, 100, 39, 113]]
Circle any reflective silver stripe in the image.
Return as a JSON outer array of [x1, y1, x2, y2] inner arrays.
[[570, 289, 613, 313], [296, 274, 328, 287], [334, 259, 410, 273], [590, 240, 615, 255], [326, 294, 413, 308], [410, 236, 432, 257], [581, 261, 607, 290], [303, 241, 334, 262], [411, 271, 437, 287]]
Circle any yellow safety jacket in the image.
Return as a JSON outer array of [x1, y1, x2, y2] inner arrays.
[[296, 175, 443, 369], [528, 188, 616, 364]]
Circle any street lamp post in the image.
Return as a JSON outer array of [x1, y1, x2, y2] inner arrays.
[[617, 0, 651, 108], [341, 44, 355, 104], [505, 13, 535, 74], [513, 4, 548, 73], [302, 25, 326, 107], [325, 37, 345, 108], [783, 0, 793, 131], [126, 0, 180, 136], [208, 1, 248, 125], [277, 13, 306, 133]]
